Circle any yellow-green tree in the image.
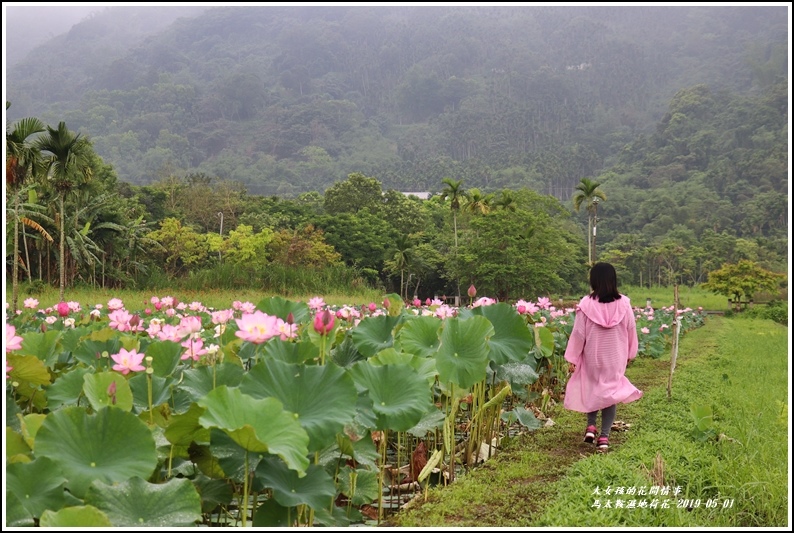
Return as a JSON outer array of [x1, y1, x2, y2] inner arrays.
[[702, 260, 785, 311]]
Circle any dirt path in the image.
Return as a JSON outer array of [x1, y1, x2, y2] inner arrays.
[[382, 357, 671, 527]]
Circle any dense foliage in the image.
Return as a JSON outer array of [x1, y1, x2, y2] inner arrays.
[[5, 5, 789, 304]]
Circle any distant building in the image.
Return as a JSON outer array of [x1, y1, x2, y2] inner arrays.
[[401, 192, 431, 200]]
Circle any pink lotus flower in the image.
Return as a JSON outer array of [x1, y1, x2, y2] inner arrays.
[[179, 316, 203, 335], [6, 324, 24, 352], [157, 324, 185, 342], [160, 296, 175, 308], [6, 362, 13, 379], [181, 337, 208, 361], [107, 298, 124, 311], [211, 309, 235, 325], [235, 311, 280, 344], [56, 301, 70, 317], [108, 309, 132, 332], [537, 297, 551, 310], [308, 297, 326, 311], [313, 309, 335, 335], [641, 327, 650, 334], [111, 348, 146, 375], [412, 298, 422, 307], [368, 302, 377, 313], [276, 319, 298, 340], [23, 298, 39, 309]]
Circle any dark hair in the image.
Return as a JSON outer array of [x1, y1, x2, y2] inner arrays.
[[588, 262, 622, 303]]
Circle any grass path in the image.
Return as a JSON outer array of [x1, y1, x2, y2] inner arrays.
[[386, 316, 790, 527]]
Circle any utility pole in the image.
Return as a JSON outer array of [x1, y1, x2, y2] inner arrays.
[[217, 212, 224, 262]]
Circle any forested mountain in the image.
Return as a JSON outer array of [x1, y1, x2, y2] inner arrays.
[[4, 5, 789, 300], [7, 5, 786, 196]]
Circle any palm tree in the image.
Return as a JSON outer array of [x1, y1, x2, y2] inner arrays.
[[494, 189, 517, 212], [36, 122, 94, 301], [464, 188, 494, 215], [572, 178, 607, 265], [440, 177, 465, 299], [385, 234, 414, 300], [6, 110, 46, 311]]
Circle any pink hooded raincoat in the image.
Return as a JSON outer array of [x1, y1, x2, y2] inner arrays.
[[563, 294, 642, 413]]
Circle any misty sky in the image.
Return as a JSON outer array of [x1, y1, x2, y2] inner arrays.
[[4, 4, 106, 65]]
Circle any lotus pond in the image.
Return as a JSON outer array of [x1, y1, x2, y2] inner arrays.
[[5, 293, 706, 527]]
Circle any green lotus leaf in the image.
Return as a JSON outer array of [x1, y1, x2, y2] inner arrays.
[[58, 326, 89, 354], [256, 456, 335, 510], [494, 361, 540, 399], [370, 348, 438, 384], [256, 296, 310, 324], [6, 491, 35, 527], [128, 372, 173, 412], [471, 302, 535, 365], [348, 361, 434, 431], [165, 403, 210, 446], [85, 476, 201, 527], [6, 353, 51, 386], [502, 405, 542, 431], [262, 338, 319, 364], [6, 456, 66, 521], [179, 363, 244, 402], [19, 329, 62, 368], [204, 428, 265, 485], [350, 314, 402, 357], [46, 366, 92, 410], [83, 371, 134, 412], [406, 408, 446, 438], [330, 333, 366, 367], [336, 464, 380, 506], [71, 337, 121, 366], [335, 429, 379, 470], [7, 426, 31, 461], [240, 359, 357, 452], [197, 386, 309, 475], [312, 503, 358, 527], [6, 389, 22, 431], [18, 413, 46, 450], [192, 473, 233, 514], [187, 441, 225, 479], [39, 505, 113, 527], [533, 325, 555, 359], [34, 406, 157, 498], [435, 316, 494, 389], [398, 315, 442, 358], [141, 340, 183, 377], [252, 499, 291, 527]]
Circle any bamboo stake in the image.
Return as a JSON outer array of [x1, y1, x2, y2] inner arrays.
[[667, 284, 682, 399]]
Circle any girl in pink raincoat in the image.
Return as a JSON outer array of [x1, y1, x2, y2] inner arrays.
[[564, 262, 642, 451]]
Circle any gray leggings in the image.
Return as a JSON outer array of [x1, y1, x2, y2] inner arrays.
[[587, 404, 617, 438]]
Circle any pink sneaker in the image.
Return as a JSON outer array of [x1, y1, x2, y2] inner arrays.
[[584, 425, 597, 444], [596, 436, 609, 451]]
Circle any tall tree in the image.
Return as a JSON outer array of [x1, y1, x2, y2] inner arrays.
[[36, 121, 94, 301], [572, 178, 606, 265], [6, 108, 46, 311], [440, 177, 466, 299]]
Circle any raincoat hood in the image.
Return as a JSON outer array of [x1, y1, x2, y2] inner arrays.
[[576, 294, 632, 328]]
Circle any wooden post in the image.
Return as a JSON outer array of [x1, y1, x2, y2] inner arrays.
[[667, 286, 681, 399]]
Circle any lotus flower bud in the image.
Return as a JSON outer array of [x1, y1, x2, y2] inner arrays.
[[57, 301, 70, 317], [368, 302, 377, 313], [313, 309, 335, 335], [412, 298, 421, 307], [468, 284, 477, 298], [383, 298, 390, 309]]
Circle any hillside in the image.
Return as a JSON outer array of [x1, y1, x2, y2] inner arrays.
[[6, 5, 787, 198]]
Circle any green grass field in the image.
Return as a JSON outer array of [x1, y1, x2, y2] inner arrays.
[[391, 316, 790, 527]]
